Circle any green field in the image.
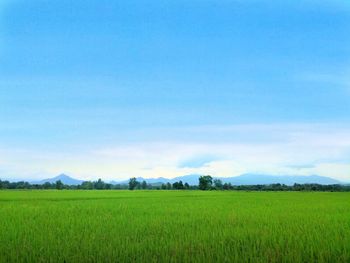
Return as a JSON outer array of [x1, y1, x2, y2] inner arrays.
[[0, 190, 349, 263]]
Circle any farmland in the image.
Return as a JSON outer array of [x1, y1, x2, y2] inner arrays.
[[0, 190, 349, 262]]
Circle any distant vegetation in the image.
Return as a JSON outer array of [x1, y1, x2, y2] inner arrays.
[[1, 175, 349, 191]]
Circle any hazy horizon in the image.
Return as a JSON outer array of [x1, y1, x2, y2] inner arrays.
[[1, 0, 349, 182]]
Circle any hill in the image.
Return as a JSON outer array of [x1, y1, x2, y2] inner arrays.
[[32, 174, 83, 185], [113, 174, 342, 186], [218, 174, 341, 186]]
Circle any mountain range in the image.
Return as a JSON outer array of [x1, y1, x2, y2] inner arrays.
[[115, 174, 342, 185], [28, 173, 344, 186], [31, 174, 84, 185]]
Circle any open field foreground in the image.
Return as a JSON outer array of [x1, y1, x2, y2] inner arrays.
[[0, 190, 349, 263]]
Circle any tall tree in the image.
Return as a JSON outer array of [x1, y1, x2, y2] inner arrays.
[[178, 180, 184, 189], [199, 175, 213, 190], [141, 180, 148, 189], [55, 180, 64, 190], [214, 179, 223, 190], [172, 182, 179, 189], [95, 178, 105, 190], [128, 177, 139, 190]]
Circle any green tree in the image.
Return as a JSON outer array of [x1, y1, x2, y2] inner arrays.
[[55, 180, 64, 190], [104, 183, 112, 190], [95, 178, 105, 190], [141, 180, 148, 189], [214, 179, 223, 190], [129, 177, 139, 190], [43, 182, 52, 189], [178, 180, 184, 189], [199, 175, 213, 190], [172, 181, 184, 190], [81, 181, 93, 190]]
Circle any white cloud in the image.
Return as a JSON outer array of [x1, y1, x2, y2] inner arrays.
[[1, 123, 350, 182]]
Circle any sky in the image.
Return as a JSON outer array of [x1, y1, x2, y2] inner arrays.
[[0, 0, 349, 182]]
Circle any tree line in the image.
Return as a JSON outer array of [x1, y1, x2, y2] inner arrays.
[[0, 179, 128, 190], [0, 176, 349, 192], [197, 175, 350, 192]]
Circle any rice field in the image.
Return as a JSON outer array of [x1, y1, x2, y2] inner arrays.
[[0, 190, 349, 263]]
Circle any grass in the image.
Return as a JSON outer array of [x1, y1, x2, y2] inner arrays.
[[0, 190, 349, 263]]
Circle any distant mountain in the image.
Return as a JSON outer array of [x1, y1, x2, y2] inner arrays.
[[113, 174, 201, 185], [111, 177, 169, 185], [218, 174, 341, 186], [33, 174, 83, 185], [30, 173, 342, 186], [168, 174, 202, 185], [112, 174, 341, 186]]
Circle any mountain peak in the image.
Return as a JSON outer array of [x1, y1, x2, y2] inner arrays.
[[31, 173, 343, 186], [33, 174, 83, 185], [113, 173, 342, 186], [56, 174, 72, 179]]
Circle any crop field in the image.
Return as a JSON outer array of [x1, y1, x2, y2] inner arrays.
[[0, 190, 349, 263]]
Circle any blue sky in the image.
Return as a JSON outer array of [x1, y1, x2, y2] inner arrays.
[[0, 0, 349, 181]]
